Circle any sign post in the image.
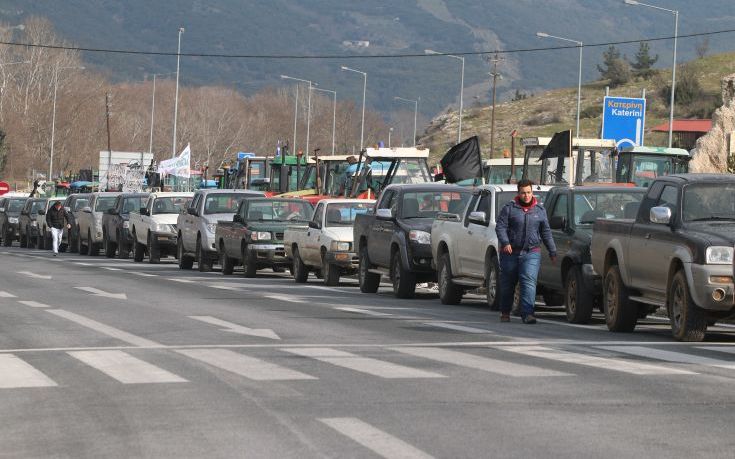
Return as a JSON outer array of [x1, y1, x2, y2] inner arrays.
[[601, 96, 646, 149]]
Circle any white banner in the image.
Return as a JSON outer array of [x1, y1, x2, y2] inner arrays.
[[158, 143, 191, 178]]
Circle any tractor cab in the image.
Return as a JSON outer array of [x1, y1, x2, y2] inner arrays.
[[483, 157, 527, 184], [615, 146, 690, 188], [347, 147, 432, 198], [521, 137, 617, 186]]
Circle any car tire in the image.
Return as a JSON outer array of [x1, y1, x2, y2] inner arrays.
[[565, 265, 594, 324], [358, 246, 380, 293], [86, 230, 98, 256], [220, 243, 234, 275], [241, 244, 257, 278], [438, 252, 462, 305], [117, 231, 130, 259], [19, 229, 27, 248], [44, 230, 52, 250], [103, 232, 116, 258], [148, 232, 160, 264], [2, 226, 11, 247], [292, 248, 309, 283], [322, 255, 340, 286], [71, 228, 80, 253], [178, 237, 193, 270], [485, 255, 500, 310], [603, 264, 637, 332], [391, 251, 416, 299], [78, 229, 87, 254], [28, 227, 36, 249], [542, 292, 564, 307], [669, 270, 707, 342], [36, 232, 44, 250], [196, 236, 211, 272]]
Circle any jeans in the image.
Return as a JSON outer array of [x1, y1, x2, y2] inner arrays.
[[499, 251, 541, 317], [51, 227, 63, 253]]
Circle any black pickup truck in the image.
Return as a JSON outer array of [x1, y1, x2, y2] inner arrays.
[[0, 196, 28, 246], [591, 174, 735, 341], [101, 193, 149, 258], [536, 185, 646, 323], [18, 198, 48, 248], [353, 183, 472, 298]]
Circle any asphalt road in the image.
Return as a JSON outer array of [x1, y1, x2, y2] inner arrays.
[[1, 245, 734, 458]]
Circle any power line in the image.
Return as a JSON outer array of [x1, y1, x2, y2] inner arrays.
[[0, 28, 733, 60]]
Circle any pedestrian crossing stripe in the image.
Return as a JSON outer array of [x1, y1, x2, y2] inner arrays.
[[68, 350, 187, 384]]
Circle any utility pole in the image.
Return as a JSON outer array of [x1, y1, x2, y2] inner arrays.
[[487, 52, 504, 159], [105, 92, 112, 161]]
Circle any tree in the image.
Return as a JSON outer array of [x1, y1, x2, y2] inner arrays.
[[695, 38, 709, 59], [631, 42, 658, 79], [658, 66, 703, 107], [511, 89, 528, 101], [596, 46, 631, 87]]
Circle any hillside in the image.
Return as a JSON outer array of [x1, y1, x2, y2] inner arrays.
[[419, 50, 735, 161]]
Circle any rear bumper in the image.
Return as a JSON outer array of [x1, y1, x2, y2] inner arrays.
[[247, 243, 290, 267]]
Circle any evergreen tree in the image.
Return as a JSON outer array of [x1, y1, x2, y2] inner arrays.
[[596, 46, 631, 88], [631, 42, 658, 79]]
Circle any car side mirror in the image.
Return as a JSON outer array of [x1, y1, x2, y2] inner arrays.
[[308, 220, 322, 230], [187, 207, 198, 216], [233, 214, 243, 223], [82, 207, 92, 213], [650, 206, 672, 225], [468, 211, 487, 225], [139, 207, 149, 216], [376, 208, 393, 220], [549, 215, 567, 230], [107, 208, 118, 215], [37, 209, 45, 215]]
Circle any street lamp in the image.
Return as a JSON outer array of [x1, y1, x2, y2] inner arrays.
[[536, 32, 583, 140], [388, 127, 393, 148], [394, 96, 419, 147], [340, 65, 367, 151], [148, 72, 175, 155], [312, 86, 337, 155], [50, 65, 85, 180], [172, 27, 184, 158], [624, 0, 678, 147], [425, 49, 465, 144], [281, 75, 316, 157]]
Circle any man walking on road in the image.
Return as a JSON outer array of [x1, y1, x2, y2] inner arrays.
[[495, 180, 556, 324], [46, 200, 70, 256]]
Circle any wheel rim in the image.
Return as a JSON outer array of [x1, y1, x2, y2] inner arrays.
[[359, 250, 367, 282], [439, 263, 448, 297], [393, 257, 400, 289], [567, 277, 577, 315], [487, 266, 497, 304], [671, 278, 685, 330], [606, 275, 617, 319]]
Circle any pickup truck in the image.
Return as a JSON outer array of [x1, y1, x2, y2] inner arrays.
[[536, 185, 645, 323], [61, 193, 90, 253], [354, 183, 472, 298], [591, 174, 735, 341], [0, 196, 28, 247], [101, 192, 150, 258], [77, 192, 122, 256], [177, 189, 264, 272], [129, 192, 193, 263], [216, 197, 313, 277], [431, 184, 551, 307], [285, 199, 374, 285], [18, 198, 48, 248], [35, 199, 56, 250]]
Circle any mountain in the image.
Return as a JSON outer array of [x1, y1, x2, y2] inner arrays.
[[1, 0, 734, 119]]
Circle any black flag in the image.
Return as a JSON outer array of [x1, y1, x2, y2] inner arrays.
[[440, 136, 482, 183], [539, 130, 571, 161]]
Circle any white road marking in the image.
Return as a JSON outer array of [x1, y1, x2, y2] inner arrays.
[[46, 309, 161, 347], [188, 316, 281, 340], [600, 346, 735, 370], [283, 347, 444, 379], [74, 262, 93, 266], [496, 345, 696, 375], [17, 300, 51, 308], [17, 271, 52, 280], [129, 272, 158, 277], [210, 284, 241, 291], [177, 348, 316, 381], [534, 318, 607, 330], [74, 286, 127, 300], [102, 267, 122, 271], [0, 291, 16, 298], [319, 417, 434, 459], [698, 346, 735, 355], [424, 322, 494, 334], [68, 350, 186, 384], [335, 307, 392, 317], [0, 354, 57, 389], [264, 294, 306, 304], [391, 347, 571, 377], [168, 278, 195, 283]]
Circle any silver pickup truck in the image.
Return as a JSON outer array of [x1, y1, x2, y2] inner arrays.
[[76, 192, 121, 256]]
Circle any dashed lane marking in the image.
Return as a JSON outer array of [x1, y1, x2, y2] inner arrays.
[[45, 309, 161, 347], [319, 417, 434, 459]]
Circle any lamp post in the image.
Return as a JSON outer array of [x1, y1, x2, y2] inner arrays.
[[312, 86, 337, 155], [394, 96, 419, 147], [624, 0, 678, 147], [281, 75, 316, 157], [148, 72, 175, 155], [341, 66, 367, 151], [425, 49, 465, 143], [388, 127, 393, 148], [50, 65, 85, 180], [172, 27, 184, 158], [536, 32, 583, 140]]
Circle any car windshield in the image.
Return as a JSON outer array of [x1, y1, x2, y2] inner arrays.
[[30, 200, 47, 214], [121, 196, 147, 214], [152, 196, 192, 215], [624, 155, 687, 188], [402, 191, 471, 219], [204, 193, 255, 214], [574, 191, 645, 225], [683, 183, 735, 222], [7, 199, 26, 212], [247, 201, 313, 222], [324, 202, 372, 227], [73, 199, 89, 211], [95, 197, 118, 212]]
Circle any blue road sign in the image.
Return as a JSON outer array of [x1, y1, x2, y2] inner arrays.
[[601, 96, 646, 149], [237, 152, 255, 160]]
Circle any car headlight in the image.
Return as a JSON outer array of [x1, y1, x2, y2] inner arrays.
[[409, 230, 431, 244], [330, 241, 351, 251], [251, 231, 272, 241], [706, 246, 733, 264], [122, 221, 129, 229], [206, 223, 217, 234], [30, 221, 37, 227], [8, 217, 17, 224]]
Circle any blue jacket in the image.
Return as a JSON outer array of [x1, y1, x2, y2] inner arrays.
[[496, 198, 556, 257]]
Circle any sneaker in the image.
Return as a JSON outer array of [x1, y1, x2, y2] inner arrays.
[[522, 314, 537, 324], [500, 313, 510, 322]]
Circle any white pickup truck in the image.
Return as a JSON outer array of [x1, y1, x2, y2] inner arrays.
[[285, 199, 374, 285], [430, 184, 551, 307], [129, 192, 193, 263]]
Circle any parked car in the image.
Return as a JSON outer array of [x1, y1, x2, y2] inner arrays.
[[62, 193, 91, 253], [0, 196, 28, 247], [18, 198, 48, 248], [216, 197, 313, 277], [591, 174, 735, 341], [285, 199, 374, 285], [35, 199, 56, 250], [431, 184, 551, 307], [536, 185, 646, 323], [76, 192, 122, 256], [129, 192, 193, 263], [101, 192, 150, 258], [177, 189, 264, 271], [354, 183, 472, 298]]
